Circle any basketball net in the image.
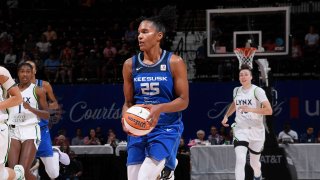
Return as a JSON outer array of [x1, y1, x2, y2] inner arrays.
[[234, 47, 257, 69]]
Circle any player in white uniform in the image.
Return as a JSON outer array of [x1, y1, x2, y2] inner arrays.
[[7, 63, 50, 180], [25, 60, 70, 179], [221, 64, 272, 180], [0, 66, 25, 180]]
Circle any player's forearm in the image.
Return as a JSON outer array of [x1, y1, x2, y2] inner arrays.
[[225, 103, 236, 118], [248, 107, 273, 115], [0, 96, 22, 110], [28, 108, 50, 119], [159, 96, 189, 113], [48, 101, 59, 109], [122, 101, 134, 116]]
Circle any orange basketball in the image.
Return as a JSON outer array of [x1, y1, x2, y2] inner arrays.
[[123, 106, 153, 136]]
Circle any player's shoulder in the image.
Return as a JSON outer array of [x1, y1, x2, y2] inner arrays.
[[252, 85, 265, 93], [0, 66, 10, 76], [123, 57, 133, 71], [40, 80, 53, 90], [124, 57, 133, 66], [169, 53, 184, 64], [233, 86, 241, 92]]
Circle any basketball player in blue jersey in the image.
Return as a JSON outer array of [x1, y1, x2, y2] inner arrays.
[[7, 63, 50, 180], [25, 60, 70, 179], [0, 66, 25, 180], [121, 6, 189, 180], [221, 64, 273, 180]]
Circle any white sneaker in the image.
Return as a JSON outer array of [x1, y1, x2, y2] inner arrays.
[[14, 165, 25, 180], [53, 146, 70, 165]]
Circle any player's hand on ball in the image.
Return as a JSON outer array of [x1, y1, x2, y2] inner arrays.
[[221, 116, 229, 127], [121, 117, 137, 137], [142, 104, 161, 127]]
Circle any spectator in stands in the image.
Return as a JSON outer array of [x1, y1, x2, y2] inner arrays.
[[225, 129, 234, 145], [278, 123, 299, 144], [207, 126, 224, 145], [118, 43, 131, 60], [178, 137, 189, 155], [71, 128, 84, 145], [84, 129, 101, 145], [106, 130, 120, 149], [188, 130, 208, 147], [0, 31, 13, 55], [304, 25, 319, 56], [219, 126, 228, 141], [95, 126, 104, 143], [54, 134, 70, 147], [80, 47, 102, 81], [54, 129, 71, 146], [194, 39, 208, 78], [292, 37, 303, 60], [81, 0, 95, 8], [300, 127, 316, 143], [101, 40, 118, 82], [23, 33, 37, 53], [210, 19, 222, 53], [124, 21, 138, 46], [43, 53, 60, 83], [36, 34, 51, 60], [3, 48, 17, 66], [59, 41, 74, 83], [43, 25, 57, 43]]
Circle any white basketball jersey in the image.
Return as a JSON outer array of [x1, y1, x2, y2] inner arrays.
[[0, 66, 15, 122], [8, 83, 39, 126], [233, 84, 267, 128], [0, 87, 9, 123]]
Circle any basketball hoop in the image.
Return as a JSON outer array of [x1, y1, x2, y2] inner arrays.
[[234, 47, 257, 69]]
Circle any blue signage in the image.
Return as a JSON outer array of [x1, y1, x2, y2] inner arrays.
[[50, 81, 320, 142]]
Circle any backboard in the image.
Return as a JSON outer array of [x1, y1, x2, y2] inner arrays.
[[206, 7, 290, 57]]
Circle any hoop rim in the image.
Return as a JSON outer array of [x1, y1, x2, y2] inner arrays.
[[234, 47, 257, 58], [234, 47, 257, 51]]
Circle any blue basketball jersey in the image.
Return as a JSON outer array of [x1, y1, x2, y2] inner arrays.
[[132, 50, 182, 125], [35, 79, 53, 157], [36, 79, 49, 127]]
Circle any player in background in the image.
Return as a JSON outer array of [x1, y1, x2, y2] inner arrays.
[[0, 66, 25, 180], [121, 6, 189, 180], [221, 64, 273, 180], [26, 60, 70, 179], [7, 63, 50, 180]]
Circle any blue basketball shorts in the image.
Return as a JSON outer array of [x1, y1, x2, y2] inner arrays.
[[127, 121, 184, 166], [36, 126, 53, 157]]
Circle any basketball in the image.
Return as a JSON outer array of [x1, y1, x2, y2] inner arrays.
[[123, 106, 153, 136]]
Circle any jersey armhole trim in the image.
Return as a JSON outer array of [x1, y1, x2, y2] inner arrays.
[[233, 87, 240, 99]]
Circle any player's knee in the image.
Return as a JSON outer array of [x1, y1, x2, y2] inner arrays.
[[45, 166, 59, 178]]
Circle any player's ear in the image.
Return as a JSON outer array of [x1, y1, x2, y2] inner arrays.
[[157, 32, 163, 40]]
